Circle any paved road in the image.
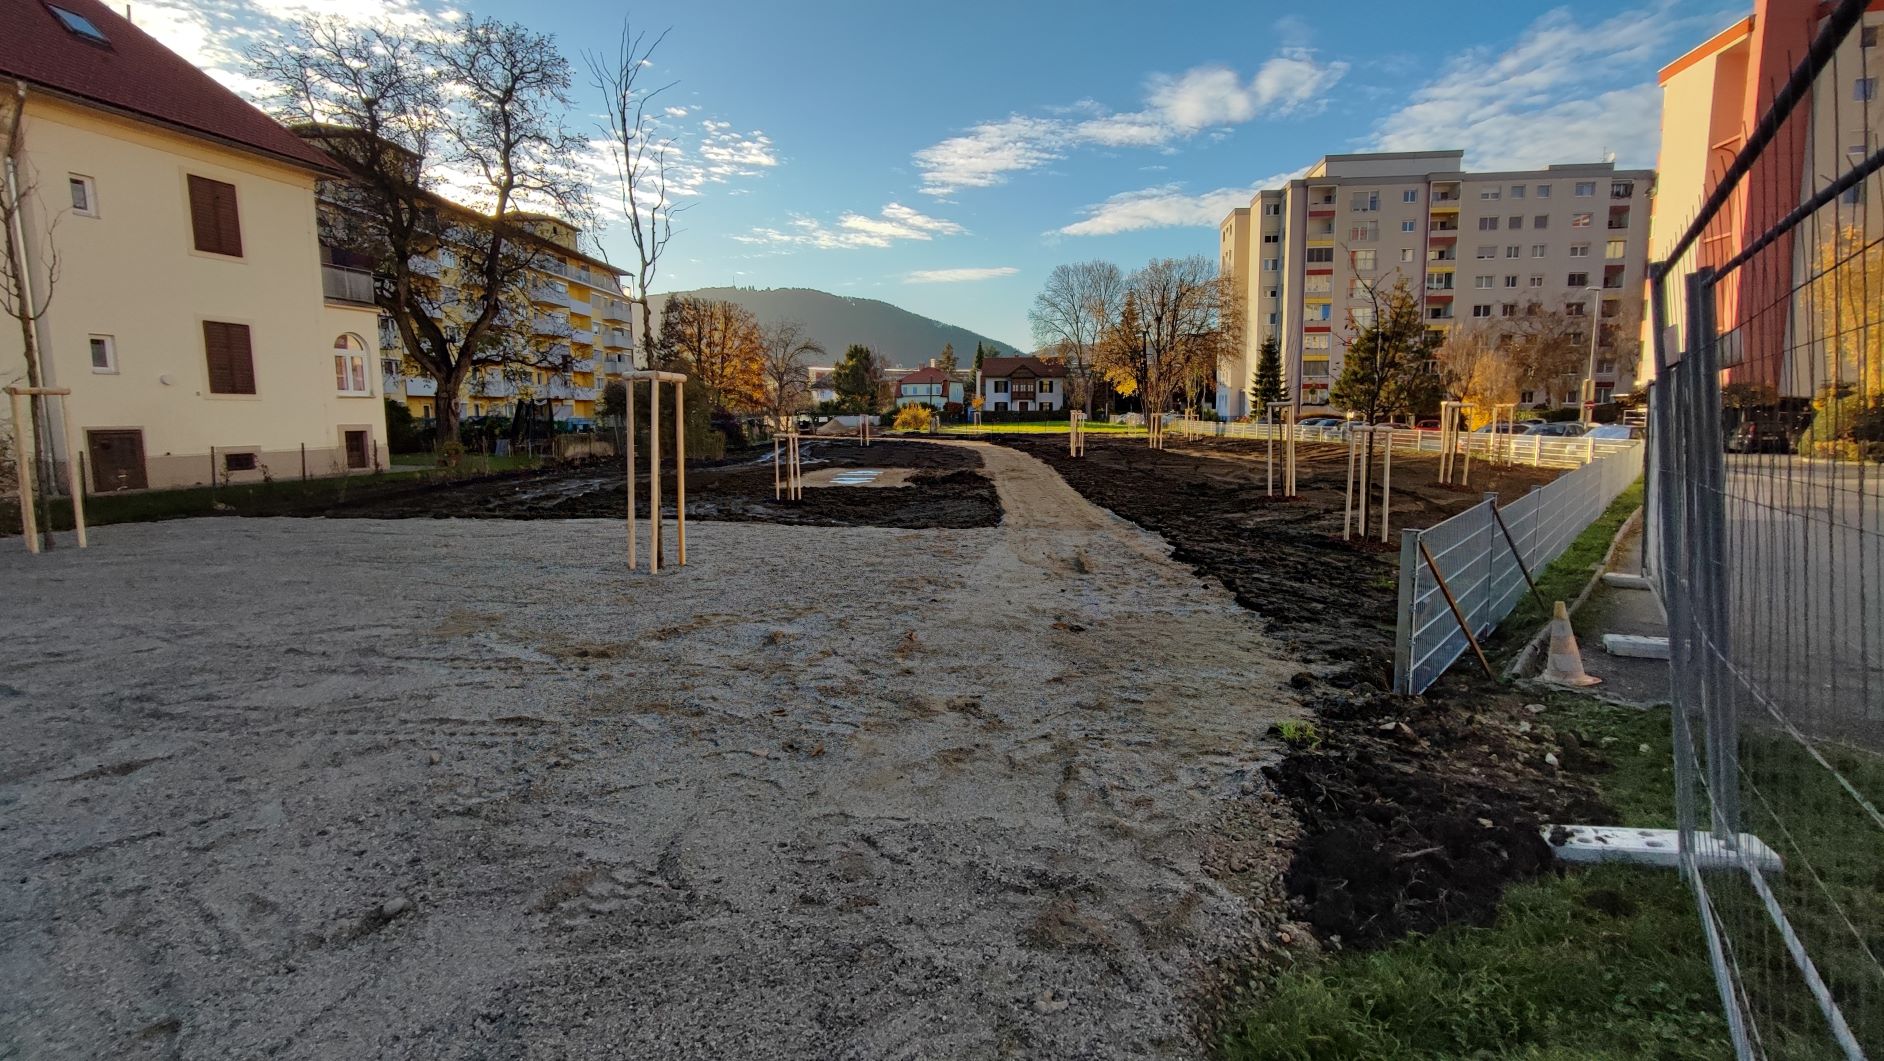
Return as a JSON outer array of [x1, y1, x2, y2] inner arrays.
[[1718, 454, 1884, 741]]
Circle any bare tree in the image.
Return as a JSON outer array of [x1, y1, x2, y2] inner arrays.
[[1434, 319, 1519, 427], [654, 294, 765, 413], [1095, 256, 1234, 421], [588, 22, 682, 367], [1502, 298, 1593, 406], [1029, 260, 1123, 415], [253, 17, 589, 443], [2, 85, 60, 548], [758, 320, 822, 428]]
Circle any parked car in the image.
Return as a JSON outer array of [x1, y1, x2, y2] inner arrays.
[[1726, 421, 1794, 453], [1526, 422, 1588, 437], [1415, 419, 1441, 431], [1473, 422, 1534, 434], [1584, 424, 1642, 441]]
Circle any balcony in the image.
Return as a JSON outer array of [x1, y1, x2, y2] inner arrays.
[[529, 281, 570, 307], [532, 315, 573, 338], [597, 297, 632, 324], [1429, 220, 1459, 233], [472, 376, 518, 398], [321, 265, 376, 305], [406, 378, 439, 397], [568, 325, 596, 346], [567, 293, 592, 315], [601, 328, 632, 349], [602, 356, 636, 374], [568, 357, 596, 374]]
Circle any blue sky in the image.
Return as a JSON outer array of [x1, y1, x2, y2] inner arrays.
[[141, 0, 1735, 349]]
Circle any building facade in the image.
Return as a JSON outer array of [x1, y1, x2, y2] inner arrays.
[[976, 356, 1067, 413], [2, 0, 387, 491], [1219, 151, 1655, 418], [893, 366, 963, 410], [1651, 0, 1882, 396]]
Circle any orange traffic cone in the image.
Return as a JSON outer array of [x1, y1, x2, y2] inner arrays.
[[1540, 601, 1601, 687]]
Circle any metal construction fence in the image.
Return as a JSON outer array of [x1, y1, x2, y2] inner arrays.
[[1169, 417, 1639, 470], [1648, 1, 1883, 1055], [1390, 442, 1644, 695]]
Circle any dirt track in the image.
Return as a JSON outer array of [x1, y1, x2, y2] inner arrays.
[[1, 442, 1306, 1060], [1000, 435, 1560, 679]]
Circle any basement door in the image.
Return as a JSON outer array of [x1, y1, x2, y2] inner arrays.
[[87, 429, 147, 491]]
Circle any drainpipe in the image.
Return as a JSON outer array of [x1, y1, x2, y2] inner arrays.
[[6, 80, 62, 537]]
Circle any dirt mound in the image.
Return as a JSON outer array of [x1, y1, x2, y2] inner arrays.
[[302, 440, 1000, 529], [1265, 680, 1610, 944]]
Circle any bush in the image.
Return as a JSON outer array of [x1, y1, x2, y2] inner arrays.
[[384, 398, 431, 453], [893, 404, 935, 432], [1799, 386, 1884, 458]]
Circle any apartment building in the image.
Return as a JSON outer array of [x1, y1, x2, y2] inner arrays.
[[1, 0, 387, 490], [1651, 0, 1882, 395], [383, 214, 634, 428], [1219, 151, 1654, 417], [298, 125, 636, 429]]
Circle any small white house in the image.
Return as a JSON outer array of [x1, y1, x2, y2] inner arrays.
[[976, 356, 1067, 413], [893, 366, 963, 410]]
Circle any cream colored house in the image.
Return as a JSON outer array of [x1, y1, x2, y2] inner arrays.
[[1, 0, 386, 491]]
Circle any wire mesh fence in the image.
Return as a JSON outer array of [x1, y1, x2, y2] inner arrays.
[[1648, 2, 1883, 1055], [1169, 417, 1639, 469], [1391, 442, 1643, 695]]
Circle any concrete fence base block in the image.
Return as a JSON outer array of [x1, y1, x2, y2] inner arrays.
[[1603, 633, 1671, 659], [1545, 824, 1782, 872], [1600, 572, 1653, 591]]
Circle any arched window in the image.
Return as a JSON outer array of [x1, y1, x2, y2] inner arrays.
[[334, 333, 370, 395]]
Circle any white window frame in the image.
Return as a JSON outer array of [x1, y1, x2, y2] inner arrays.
[[68, 174, 98, 218], [1402, 189, 1418, 203], [1531, 244, 1548, 258], [1570, 243, 1591, 257], [1574, 182, 1596, 197], [88, 334, 117, 374], [334, 335, 371, 395], [1400, 219, 1417, 233]]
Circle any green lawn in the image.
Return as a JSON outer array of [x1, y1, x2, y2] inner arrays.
[[1492, 479, 1643, 659], [1218, 699, 1732, 1061], [938, 420, 1146, 435]]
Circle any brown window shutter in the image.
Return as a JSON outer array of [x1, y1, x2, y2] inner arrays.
[[187, 175, 242, 256], [204, 321, 256, 394]]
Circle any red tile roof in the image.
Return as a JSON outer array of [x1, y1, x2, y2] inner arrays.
[[900, 366, 950, 386], [979, 356, 1067, 379], [0, 0, 340, 174]]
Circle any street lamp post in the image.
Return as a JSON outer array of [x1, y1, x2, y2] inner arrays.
[[1582, 285, 1602, 426]]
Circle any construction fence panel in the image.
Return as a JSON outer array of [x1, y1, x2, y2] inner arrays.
[[1648, 2, 1884, 1054], [1391, 441, 1643, 696]]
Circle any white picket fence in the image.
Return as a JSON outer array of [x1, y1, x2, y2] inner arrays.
[[1390, 441, 1644, 694], [1167, 417, 1639, 470]]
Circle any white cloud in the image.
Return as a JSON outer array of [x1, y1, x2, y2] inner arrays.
[[1059, 167, 1304, 237], [1370, 4, 1691, 170], [1058, 183, 1264, 237], [903, 267, 1019, 284], [914, 116, 1068, 195], [735, 203, 964, 250], [914, 51, 1346, 195]]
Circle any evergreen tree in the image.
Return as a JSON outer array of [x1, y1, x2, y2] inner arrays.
[[1248, 335, 1284, 416], [972, 341, 988, 373], [937, 342, 958, 376], [1331, 276, 1435, 423], [833, 344, 882, 413]]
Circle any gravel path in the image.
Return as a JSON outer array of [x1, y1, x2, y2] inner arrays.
[[1, 441, 1300, 1060]]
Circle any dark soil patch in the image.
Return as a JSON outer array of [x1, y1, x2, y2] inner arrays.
[[1002, 435, 1607, 947], [301, 440, 1000, 530]]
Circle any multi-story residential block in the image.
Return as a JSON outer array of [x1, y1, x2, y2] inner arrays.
[[1651, 0, 1881, 395], [1, 0, 388, 490], [296, 127, 636, 430], [1218, 151, 1655, 418], [976, 356, 1067, 414]]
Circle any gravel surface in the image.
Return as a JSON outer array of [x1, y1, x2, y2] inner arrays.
[[1, 442, 1301, 1060]]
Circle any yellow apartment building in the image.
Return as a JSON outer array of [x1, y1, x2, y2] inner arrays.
[[375, 213, 634, 428], [1, 0, 388, 490]]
